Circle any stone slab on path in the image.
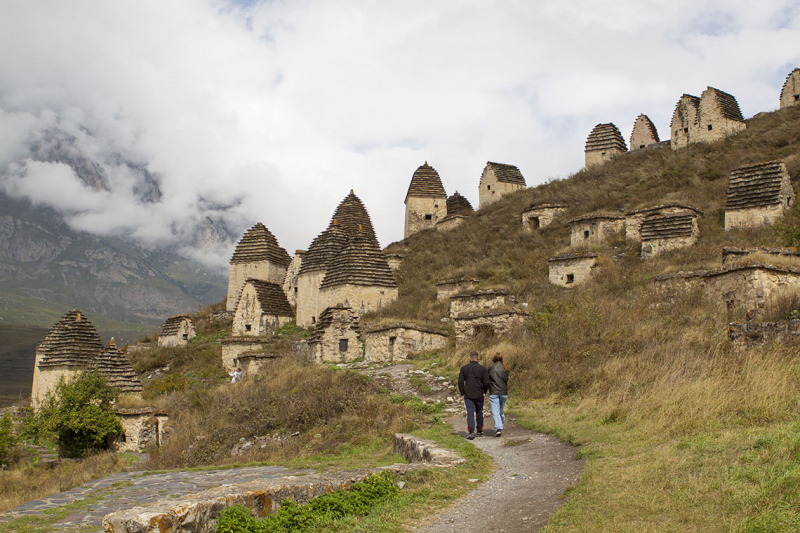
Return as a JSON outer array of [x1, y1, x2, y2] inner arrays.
[[0, 465, 290, 533]]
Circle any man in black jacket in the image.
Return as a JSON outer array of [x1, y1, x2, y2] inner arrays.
[[458, 351, 490, 440]]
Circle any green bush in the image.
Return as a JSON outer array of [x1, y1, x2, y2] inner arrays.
[[24, 372, 123, 458], [0, 413, 16, 466], [216, 472, 398, 533]]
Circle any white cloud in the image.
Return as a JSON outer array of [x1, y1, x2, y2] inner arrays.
[[0, 0, 798, 267]]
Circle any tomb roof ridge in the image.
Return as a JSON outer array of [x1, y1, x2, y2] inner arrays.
[[453, 308, 527, 320], [244, 279, 294, 317], [640, 214, 695, 241], [449, 288, 508, 299], [159, 314, 192, 337], [656, 262, 800, 281], [405, 162, 447, 202], [703, 86, 745, 122], [362, 322, 449, 336], [523, 203, 568, 212], [484, 162, 526, 185], [36, 309, 105, 369], [299, 226, 350, 274], [568, 213, 626, 224], [585, 123, 627, 152], [446, 191, 474, 216], [625, 203, 703, 216], [230, 223, 291, 267], [781, 68, 800, 101], [318, 231, 397, 289], [726, 161, 789, 210], [548, 252, 600, 262]]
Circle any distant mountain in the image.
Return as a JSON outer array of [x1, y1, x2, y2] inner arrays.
[[0, 127, 231, 329]]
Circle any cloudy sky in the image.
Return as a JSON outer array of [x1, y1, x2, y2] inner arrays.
[[0, 0, 798, 269]]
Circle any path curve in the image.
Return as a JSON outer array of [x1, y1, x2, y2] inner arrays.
[[355, 362, 584, 532]]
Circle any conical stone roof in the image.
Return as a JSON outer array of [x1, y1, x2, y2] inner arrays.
[[230, 223, 291, 268], [319, 231, 397, 289], [405, 162, 447, 203], [585, 123, 627, 153], [94, 339, 143, 394], [300, 191, 379, 275], [36, 309, 105, 369], [446, 192, 474, 216]]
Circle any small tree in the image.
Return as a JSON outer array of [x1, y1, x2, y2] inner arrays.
[[30, 372, 123, 458]]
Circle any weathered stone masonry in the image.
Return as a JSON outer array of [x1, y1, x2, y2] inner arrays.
[[479, 161, 526, 208], [625, 204, 702, 241], [629, 114, 660, 151], [157, 314, 196, 348], [226, 223, 291, 312], [780, 68, 800, 109], [405, 162, 447, 238], [232, 279, 293, 337], [722, 246, 800, 265], [670, 87, 745, 149], [363, 323, 449, 363], [548, 252, 600, 287], [521, 204, 567, 231], [585, 123, 626, 169], [729, 319, 800, 351], [568, 214, 625, 247], [640, 213, 700, 259]]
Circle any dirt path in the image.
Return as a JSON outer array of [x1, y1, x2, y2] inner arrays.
[[351, 362, 584, 532]]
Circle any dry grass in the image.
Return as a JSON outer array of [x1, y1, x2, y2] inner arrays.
[[0, 450, 132, 511]]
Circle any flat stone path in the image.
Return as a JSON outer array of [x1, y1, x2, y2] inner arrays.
[[0, 465, 290, 532]]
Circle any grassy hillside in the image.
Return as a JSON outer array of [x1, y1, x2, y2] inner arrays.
[[372, 104, 800, 531]]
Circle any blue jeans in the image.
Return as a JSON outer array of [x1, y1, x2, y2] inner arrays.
[[464, 396, 484, 434], [490, 394, 507, 431]]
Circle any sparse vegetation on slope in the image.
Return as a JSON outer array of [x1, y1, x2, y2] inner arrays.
[[374, 105, 800, 531]]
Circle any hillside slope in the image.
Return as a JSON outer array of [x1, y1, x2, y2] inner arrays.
[[374, 104, 800, 531]]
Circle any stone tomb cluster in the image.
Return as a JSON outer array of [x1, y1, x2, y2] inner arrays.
[[584, 68, 800, 170], [29, 309, 166, 452]]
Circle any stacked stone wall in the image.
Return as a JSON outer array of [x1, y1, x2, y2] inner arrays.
[[227, 261, 287, 312], [405, 197, 447, 238], [655, 266, 800, 312], [363, 326, 448, 362], [479, 177, 524, 208], [625, 205, 700, 241], [780, 69, 800, 109], [232, 283, 293, 337], [436, 278, 481, 301], [449, 290, 508, 316], [453, 310, 527, 345], [116, 409, 168, 452], [157, 319, 196, 348], [221, 338, 269, 372], [282, 251, 304, 307], [436, 215, 467, 231], [548, 255, 600, 287], [31, 365, 79, 408], [725, 204, 787, 230], [642, 234, 697, 259], [296, 271, 326, 327], [569, 217, 624, 247], [722, 247, 800, 265], [318, 284, 398, 318], [729, 320, 800, 351], [521, 205, 567, 231]]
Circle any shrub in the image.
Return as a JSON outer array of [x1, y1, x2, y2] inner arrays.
[[216, 472, 398, 532], [24, 372, 123, 458], [0, 413, 16, 466]]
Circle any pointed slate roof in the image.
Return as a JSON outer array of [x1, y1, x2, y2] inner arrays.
[[446, 191, 473, 216], [230, 223, 291, 268], [405, 162, 446, 203], [94, 339, 143, 394], [244, 279, 294, 317], [159, 314, 192, 338], [484, 162, 526, 185], [36, 309, 105, 369], [299, 191, 379, 275], [630, 114, 659, 147], [726, 161, 792, 210], [585, 123, 627, 153], [319, 231, 397, 289], [702, 86, 744, 122]]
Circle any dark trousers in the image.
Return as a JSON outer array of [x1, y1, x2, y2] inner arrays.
[[464, 396, 484, 434]]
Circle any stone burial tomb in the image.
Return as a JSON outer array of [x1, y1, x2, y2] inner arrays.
[[568, 213, 625, 247], [639, 212, 701, 259], [404, 161, 448, 238], [157, 314, 196, 348], [625, 204, 702, 241], [437, 191, 474, 231], [724, 161, 795, 230], [479, 161, 526, 208], [548, 252, 601, 288], [521, 203, 568, 232], [436, 277, 482, 302], [362, 322, 449, 363], [670, 87, 745, 149], [722, 246, 800, 266], [780, 68, 800, 109], [629, 114, 661, 151], [226, 222, 291, 312], [584, 123, 627, 169], [449, 289, 527, 345]]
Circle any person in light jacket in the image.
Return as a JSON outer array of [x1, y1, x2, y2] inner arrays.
[[488, 353, 509, 437]]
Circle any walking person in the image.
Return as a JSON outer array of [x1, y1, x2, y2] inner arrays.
[[458, 351, 490, 440], [488, 353, 509, 437]]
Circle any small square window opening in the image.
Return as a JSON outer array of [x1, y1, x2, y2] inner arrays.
[[566, 274, 575, 284]]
